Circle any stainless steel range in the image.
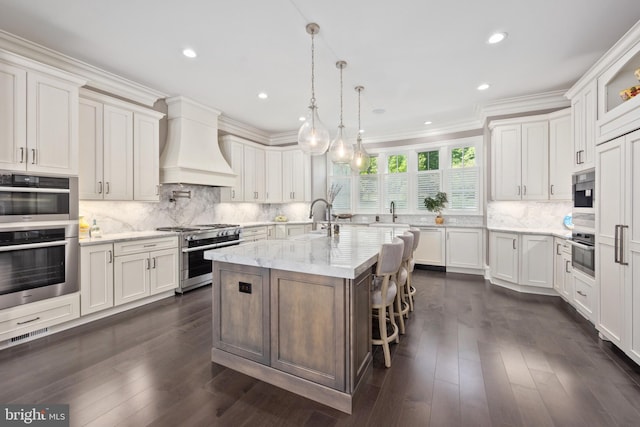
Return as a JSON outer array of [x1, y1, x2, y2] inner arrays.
[[156, 224, 243, 293]]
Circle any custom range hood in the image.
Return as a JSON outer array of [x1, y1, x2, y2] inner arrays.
[[160, 96, 236, 187]]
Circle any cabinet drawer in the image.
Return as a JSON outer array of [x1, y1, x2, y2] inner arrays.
[[242, 227, 268, 237], [573, 273, 594, 316], [0, 293, 80, 341], [114, 236, 178, 256]]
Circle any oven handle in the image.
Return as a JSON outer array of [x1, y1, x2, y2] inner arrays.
[[181, 239, 245, 253], [567, 240, 595, 251], [0, 186, 71, 194], [0, 240, 67, 252]]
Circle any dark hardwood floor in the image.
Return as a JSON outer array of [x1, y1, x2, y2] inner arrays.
[[3, 270, 640, 426]]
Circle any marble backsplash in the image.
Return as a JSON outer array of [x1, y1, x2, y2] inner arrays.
[[79, 184, 310, 234], [487, 201, 573, 230]]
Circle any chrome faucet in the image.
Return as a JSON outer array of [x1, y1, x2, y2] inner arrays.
[[309, 198, 332, 236], [390, 201, 397, 223]]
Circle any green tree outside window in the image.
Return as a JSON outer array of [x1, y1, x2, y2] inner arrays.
[[388, 154, 407, 173], [418, 150, 439, 171], [451, 146, 475, 168]]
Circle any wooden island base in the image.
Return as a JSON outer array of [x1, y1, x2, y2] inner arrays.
[[211, 261, 373, 414]]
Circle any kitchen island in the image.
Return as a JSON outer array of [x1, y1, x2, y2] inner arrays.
[[204, 227, 406, 413]]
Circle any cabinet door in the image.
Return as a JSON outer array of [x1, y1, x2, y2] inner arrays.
[[0, 61, 27, 171], [114, 252, 149, 305], [103, 105, 133, 200], [571, 95, 584, 170], [562, 253, 573, 301], [549, 113, 572, 200], [283, 150, 307, 202], [490, 232, 519, 283], [573, 270, 594, 321], [581, 82, 597, 169], [27, 72, 79, 175], [286, 224, 305, 238], [415, 228, 445, 266], [220, 140, 243, 202], [520, 234, 553, 288], [265, 151, 283, 203], [242, 145, 265, 202], [521, 121, 549, 200], [596, 137, 625, 345], [80, 243, 114, 315], [133, 113, 160, 201], [625, 129, 640, 364], [553, 238, 564, 294], [149, 248, 179, 295], [446, 228, 483, 269], [78, 98, 104, 200], [266, 225, 275, 239], [492, 124, 522, 200]]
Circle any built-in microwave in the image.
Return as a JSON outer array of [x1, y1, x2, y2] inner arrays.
[[0, 171, 78, 223], [573, 169, 595, 210]]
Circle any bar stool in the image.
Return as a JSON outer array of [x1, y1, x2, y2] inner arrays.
[[394, 232, 414, 334], [406, 228, 420, 312], [372, 237, 404, 368]]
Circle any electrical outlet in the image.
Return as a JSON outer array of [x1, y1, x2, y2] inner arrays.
[[239, 281, 252, 294]]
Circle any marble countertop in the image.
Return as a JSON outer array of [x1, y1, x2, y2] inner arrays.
[[487, 226, 572, 239], [240, 221, 313, 228], [205, 227, 407, 279], [314, 221, 484, 229], [79, 230, 179, 246]]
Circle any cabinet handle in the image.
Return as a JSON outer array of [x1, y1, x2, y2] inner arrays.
[[146, 258, 150, 270], [557, 243, 561, 255], [565, 259, 571, 273], [620, 225, 629, 266], [155, 185, 159, 196], [106, 182, 110, 194], [143, 244, 157, 248], [523, 185, 527, 196], [31, 149, 37, 164], [577, 290, 587, 297], [108, 250, 113, 264], [614, 225, 621, 264], [266, 192, 269, 200], [517, 186, 521, 196], [513, 239, 516, 250], [550, 184, 554, 195], [17, 316, 40, 325], [576, 151, 579, 165], [580, 150, 585, 164], [232, 189, 235, 199], [98, 181, 103, 194], [152, 257, 157, 269], [447, 232, 449, 240], [255, 191, 258, 199], [19, 147, 25, 163]]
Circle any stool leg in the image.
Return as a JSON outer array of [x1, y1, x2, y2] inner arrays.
[[379, 306, 391, 368], [395, 292, 405, 334], [407, 271, 414, 312], [388, 302, 399, 344]]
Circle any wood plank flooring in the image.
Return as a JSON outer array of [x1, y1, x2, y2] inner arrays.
[[2, 270, 640, 426]]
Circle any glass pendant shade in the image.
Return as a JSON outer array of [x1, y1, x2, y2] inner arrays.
[[329, 126, 353, 163], [298, 104, 331, 155], [350, 135, 370, 172]]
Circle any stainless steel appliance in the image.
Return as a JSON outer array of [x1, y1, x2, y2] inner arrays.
[[156, 224, 243, 293], [569, 231, 595, 277], [0, 223, 78, 310], [572, 169, 595, 212], [0, 171, 78, 223]]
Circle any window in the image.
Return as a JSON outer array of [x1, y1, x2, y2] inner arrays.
[[447, 145, 479, 211], [329, 163, 351, 212], [418, 150, 439, 171], [384, 153, 408, 209], [387, 154, 407, 173], [357, 157, 379, 212], [416, 150, 441, 210]]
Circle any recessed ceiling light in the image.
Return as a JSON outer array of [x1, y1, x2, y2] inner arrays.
[[372, 108, 386, 114], [424, 121, 432, 125], [258, 92, 268, 100], [298, 116, 306, 122], [477, 83, 490, 91], [487, 32, 507, 44], [182, 48, 197, 58]]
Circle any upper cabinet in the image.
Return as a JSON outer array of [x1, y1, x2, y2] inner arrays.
[[571, 81, 597, 171], [0, 53, 85, 175], [282, 149, 310, 202], [243, 145, 266, 203], [490, 110, 571, 202], [265, 150, 283, 203], [79, 89, 164, 201]]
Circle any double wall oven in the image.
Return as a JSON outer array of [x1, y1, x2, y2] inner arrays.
[[571, 169, 595, 278], [156, 224, 243, 293], [0, 171, 79, 310]]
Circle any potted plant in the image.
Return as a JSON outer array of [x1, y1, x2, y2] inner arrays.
[[424, 192, 448, 224]]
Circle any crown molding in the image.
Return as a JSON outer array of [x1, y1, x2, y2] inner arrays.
[[566, 19, 640, 99], [268, 131, 298, 146], [0, 29, 167, 107], [218, 115, 271, 145], [479, 90, 570, 124], [360, 119, 484, 144]]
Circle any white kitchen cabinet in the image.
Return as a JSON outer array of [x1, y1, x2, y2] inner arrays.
[[490, 231, 553, 290], [415, 228, 446, 266], [490, 231, 519, 283], [113, 236, 179, 306], [571, 80, 596, 171], [548, 109, 573, 200], [79, 90, 163, 201], [490, 119, 549, 200], [265, 151, 283, 203], [242, 225, 269, 242], [282, 149, 309, 202], [553, 237, 573, 302], [573, 269, 595, 321], [220, 137, 244, 202], [267, 225, 276, 239], [243, 145, 266, 202], [275, 224, 307, 239], [80, 243, 114, 315], [596, 129, 640, 364], [445, 228, 483, 271], [0, 58, 83, 175]]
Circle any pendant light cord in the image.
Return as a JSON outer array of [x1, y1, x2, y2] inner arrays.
[[310, 31, 316, 106], [339, 64, 344, 127]]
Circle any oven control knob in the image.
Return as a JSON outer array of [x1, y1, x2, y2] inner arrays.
[[186, 235, 193, 241]]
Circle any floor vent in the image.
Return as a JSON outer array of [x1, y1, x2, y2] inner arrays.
[[10, 327, 49, 343]]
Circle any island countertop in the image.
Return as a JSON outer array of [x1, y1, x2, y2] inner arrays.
[[204, 226, 407, 279]]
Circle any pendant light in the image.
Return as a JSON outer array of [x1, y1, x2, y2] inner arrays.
[[329, 61, 354, 164], [298, 23, 330, 156], [350, 86, 370, 172]]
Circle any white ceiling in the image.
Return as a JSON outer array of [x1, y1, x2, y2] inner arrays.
[[1, 0, 640, 142]]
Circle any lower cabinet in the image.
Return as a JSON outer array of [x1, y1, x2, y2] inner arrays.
[[415, 228, 446, 266], [415, 227, 484, 273], [572, 269, 595, 321], [80, 236, 178, 315], [274, 224, 311, 239], [553, 237, 573, 301], [490, 231, 553, 290]]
